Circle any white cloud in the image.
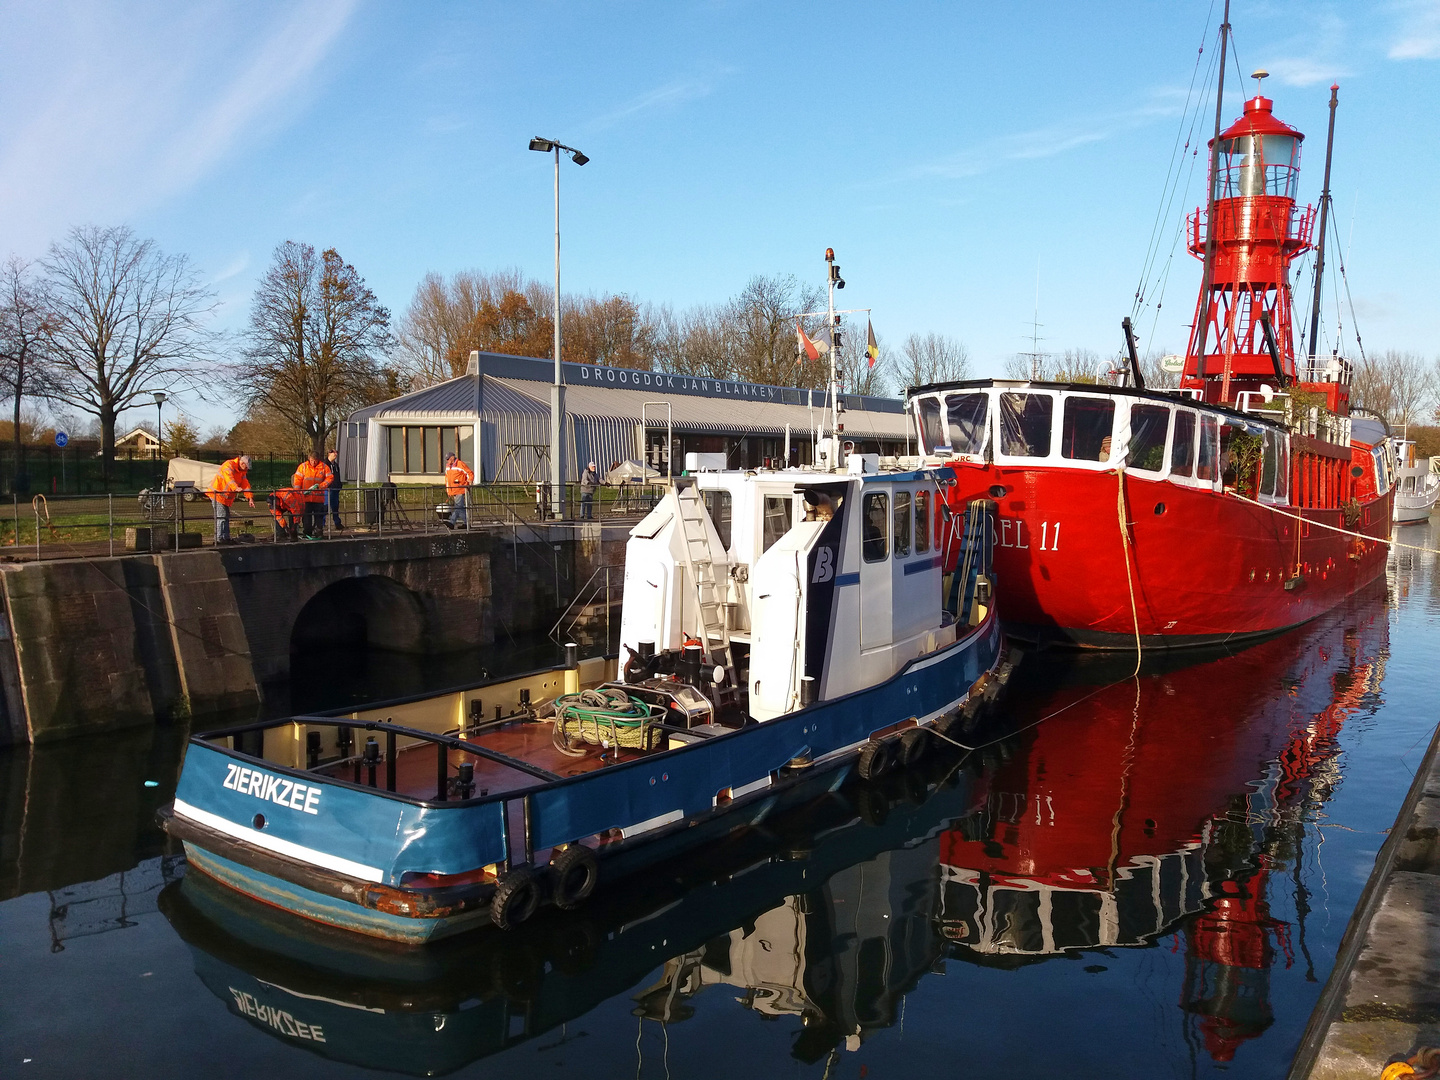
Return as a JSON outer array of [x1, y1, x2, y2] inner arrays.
[[899, 98, 1183, 184], [1265, 56, 1350, 86], [1389, 0, 1440, 59], [586, 75, 721, 132], [0, 0, 357, 257]]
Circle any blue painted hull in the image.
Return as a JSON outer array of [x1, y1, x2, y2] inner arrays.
[[166, 610, 1004, 941]]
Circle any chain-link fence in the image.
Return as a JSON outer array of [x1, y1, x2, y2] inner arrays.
[[0, 482, 669, 559]]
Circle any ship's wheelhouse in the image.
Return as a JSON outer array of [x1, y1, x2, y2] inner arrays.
[[911, 383, 1292, 506]]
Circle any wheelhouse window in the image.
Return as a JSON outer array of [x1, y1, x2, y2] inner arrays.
[[917, 397, 944, 454], [702, 489, 733, 549], [999, 393, 1054, 458], [1196, 415, 1219, 482], [893, 492, 912, 557], [945, 393, 988, 456], [1060, 397, 1114, 462], [862, 492, 888, 562], [1127, 404, 1170, 472], [1170, 411, 1196, 477], [762, 496, 791, 553], [914, 490, 930, 553]]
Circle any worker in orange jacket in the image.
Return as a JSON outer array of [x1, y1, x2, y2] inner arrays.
[[267, 487, 305, 542], [293, 451, 332, 539], [444, 453, 474, 529], [206, 455, 254, 544]]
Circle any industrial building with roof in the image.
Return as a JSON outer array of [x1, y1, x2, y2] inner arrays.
[[338, 351, 912, 484]]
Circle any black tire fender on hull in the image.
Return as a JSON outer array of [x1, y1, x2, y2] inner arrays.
[[491, 867, 542, 929], [549, 845, 600, 911]]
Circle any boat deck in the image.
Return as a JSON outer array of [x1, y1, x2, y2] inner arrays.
[[310, 718, 661, 802]]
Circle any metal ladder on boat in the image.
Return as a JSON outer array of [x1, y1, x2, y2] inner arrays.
[[674, 483, 739, 699]]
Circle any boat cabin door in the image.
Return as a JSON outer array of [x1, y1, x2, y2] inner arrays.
[[859, 487, 893, 649]]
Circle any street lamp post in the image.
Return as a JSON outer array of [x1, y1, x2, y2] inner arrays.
[[528, 136, 588, 519], [152, 390, 168, 463]]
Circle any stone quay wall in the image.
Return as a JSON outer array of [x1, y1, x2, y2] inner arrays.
[[0, 522, 626, 744]]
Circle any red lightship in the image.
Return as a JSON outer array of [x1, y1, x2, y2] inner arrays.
[[911, 65, 1392, 647]]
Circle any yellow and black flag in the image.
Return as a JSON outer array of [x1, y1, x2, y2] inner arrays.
[[865, 319, 879, 368]]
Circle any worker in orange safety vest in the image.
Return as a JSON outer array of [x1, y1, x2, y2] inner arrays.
[[267, 487, 306, 542], [293, 450, 332, 539], [206, 455, 254, 544], [444, 453, 474, 529]]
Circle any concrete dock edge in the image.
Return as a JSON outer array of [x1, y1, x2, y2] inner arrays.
[[1289, 716, 1440, 1079]]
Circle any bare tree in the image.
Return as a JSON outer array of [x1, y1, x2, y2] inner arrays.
[[1384, 350, 1432, 430], [563, 294, 657, 369], [0, 257, 54, 490], [726, 275, 827, 388], [897, 332, 970, 391], [1349, 350, 1433, 429], [240, 242, 391, 457], [41, 226, 216, 482]]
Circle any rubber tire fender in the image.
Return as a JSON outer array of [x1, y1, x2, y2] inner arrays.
[[856, 738, 894, 782], [490, 867, 542, 930], [897, 728, 929, 768], [549, 844, 600, 911]]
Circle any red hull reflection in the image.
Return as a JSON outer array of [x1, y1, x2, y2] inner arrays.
[[939, 587, 1386, 1059]]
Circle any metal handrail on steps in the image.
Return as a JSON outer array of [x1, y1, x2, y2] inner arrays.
[[549, 562, 623, 647]]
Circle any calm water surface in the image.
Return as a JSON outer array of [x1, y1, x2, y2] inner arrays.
[[3, 526, 1438, 1078]]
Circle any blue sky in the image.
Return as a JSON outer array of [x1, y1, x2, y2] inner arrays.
[[2, 0, 1437, 431]]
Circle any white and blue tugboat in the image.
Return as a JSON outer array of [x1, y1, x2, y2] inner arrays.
[[160, 250, 1008, 941]]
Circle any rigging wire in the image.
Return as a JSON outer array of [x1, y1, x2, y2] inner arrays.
[[1331, 197, 1367, 364], [1131, 2, 1218, 319]]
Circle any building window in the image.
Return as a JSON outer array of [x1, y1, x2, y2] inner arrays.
[[915, 490, 930, 553], [386, 425, 475, 474], [863, 492, 888, 562]]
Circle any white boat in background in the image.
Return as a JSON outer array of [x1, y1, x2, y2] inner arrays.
[[1392, 437, 1440, 524]]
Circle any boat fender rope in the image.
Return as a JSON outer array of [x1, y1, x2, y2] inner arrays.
[[1225, 489, 1440, 556], [1117, 468, 1143, 676]]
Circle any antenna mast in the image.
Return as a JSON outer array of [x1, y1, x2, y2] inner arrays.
[[1193, 0, 1231, 380], [1306, 84, 1339, 364]]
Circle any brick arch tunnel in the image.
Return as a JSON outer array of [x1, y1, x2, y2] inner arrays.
[[290, 575, 430, 656]]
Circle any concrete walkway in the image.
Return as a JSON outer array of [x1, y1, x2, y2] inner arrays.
[[1292, 720, 1440, 1078]]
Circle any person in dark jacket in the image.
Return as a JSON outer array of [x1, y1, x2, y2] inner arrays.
[[325, 449, 344, 530], [579, 461, 600, 520]]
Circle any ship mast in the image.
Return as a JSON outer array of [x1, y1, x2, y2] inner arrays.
[[1193, 0, 1231, 380], [1306, 84, 1340, 365]]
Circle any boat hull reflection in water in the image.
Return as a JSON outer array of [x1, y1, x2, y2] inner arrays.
[[160, 584, 1388, 1072]]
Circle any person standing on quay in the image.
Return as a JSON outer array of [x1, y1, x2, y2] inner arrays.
[[444, 453, 474, 529], [293, 450, 332, 539], [207, 454, 254, 544], [325, 449, 344, 531], [579, 461, 599, 520]]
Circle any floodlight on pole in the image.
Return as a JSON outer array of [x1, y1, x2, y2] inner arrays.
[[528, 136, 589, 518]]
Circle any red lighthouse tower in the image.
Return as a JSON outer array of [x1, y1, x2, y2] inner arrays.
[[1181, 92, 1316, 404]]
